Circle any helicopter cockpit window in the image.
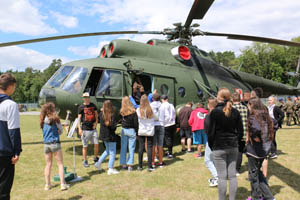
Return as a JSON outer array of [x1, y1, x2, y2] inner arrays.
[[61, 67, 88, 93], [160, 84, 169, 95], [96, 70, 122, 97], [178, 87, 186, 97], [47, 66, 74, 88]]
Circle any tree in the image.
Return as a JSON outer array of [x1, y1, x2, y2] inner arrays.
[[8, 59, 62, 103], [209, 51, 238, 68]]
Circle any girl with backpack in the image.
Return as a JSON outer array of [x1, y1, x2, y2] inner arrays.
[[246, 97, 275, 200]]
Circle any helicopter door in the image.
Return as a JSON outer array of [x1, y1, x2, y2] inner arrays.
[[154, 76, 175, 105], [96, 70, 123, 98]]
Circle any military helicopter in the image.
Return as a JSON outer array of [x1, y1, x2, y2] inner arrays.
[[1, 0, 300, 121]]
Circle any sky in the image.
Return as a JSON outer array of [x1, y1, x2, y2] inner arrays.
[[0, 0, 300, 71]]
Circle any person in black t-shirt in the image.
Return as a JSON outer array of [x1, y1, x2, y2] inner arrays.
[[77, 92, 99, 168]]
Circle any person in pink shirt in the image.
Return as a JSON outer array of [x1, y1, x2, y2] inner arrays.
[[188, 103, 208, 157]]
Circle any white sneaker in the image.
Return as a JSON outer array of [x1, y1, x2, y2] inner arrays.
[[44, 184, 52, 191], [60, 183, 70, 191], [107, 168, 120, 175], [94, 161, 102, 171], [236, 172, 240, 176], [209, 178, 218, 187]]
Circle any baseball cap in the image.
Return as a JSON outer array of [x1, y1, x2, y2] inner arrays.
[[82, 92, 90, 98]]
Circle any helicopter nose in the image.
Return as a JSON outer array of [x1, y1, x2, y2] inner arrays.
[[39, 88, 56, 106]]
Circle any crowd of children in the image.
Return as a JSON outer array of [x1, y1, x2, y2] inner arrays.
[[0, 73, 278, 200], [41, 88, 276, 200]]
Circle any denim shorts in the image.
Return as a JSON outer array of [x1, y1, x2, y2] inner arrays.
[[153, 126, 164, 147], [81, 129, 99, 147], [44, 142, 61, 154], [193, 130, 207, 145]]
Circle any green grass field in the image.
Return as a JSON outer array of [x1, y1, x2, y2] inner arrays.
[[11, 115, 300, 200]]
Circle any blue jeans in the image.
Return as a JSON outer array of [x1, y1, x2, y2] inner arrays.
[[120, 128, 136, 165], [99, 142, 116, 169], [204, 142, 218, 178]]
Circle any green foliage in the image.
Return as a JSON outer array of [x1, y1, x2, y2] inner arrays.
[[209, 50, 238, 67], [6, 59, 62, 103], [237, 42, 300, 86]]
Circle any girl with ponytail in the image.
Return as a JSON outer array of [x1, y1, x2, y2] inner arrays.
[[207, 88, 243, 200]]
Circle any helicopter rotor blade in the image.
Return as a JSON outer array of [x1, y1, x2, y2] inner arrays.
[[184, 0, 215, 28], [202, 31, 300, 47], [0, 31, 163, 48]]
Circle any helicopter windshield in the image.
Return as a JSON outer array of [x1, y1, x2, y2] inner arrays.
[[61, 66, 88, 93], [96, 70, 122, 97], [46, 66, 74, 88]]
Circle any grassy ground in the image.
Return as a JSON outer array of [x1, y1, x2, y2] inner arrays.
[[11, 115, 300, 200]]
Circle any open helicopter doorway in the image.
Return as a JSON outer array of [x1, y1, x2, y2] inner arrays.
[[132, 74, 153, 95], [84, 68, 103, 96], [131, 74, 153, 105]]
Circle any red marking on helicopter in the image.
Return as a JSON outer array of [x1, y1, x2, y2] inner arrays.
[[148, 41, 154, 46], [171, 45, 191, 61], [235, 88, 243, 99], [101, 49, 106, 58], [110, 44, 114, 54]]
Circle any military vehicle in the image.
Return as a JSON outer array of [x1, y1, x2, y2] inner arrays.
[[1, 0, 300, 121]]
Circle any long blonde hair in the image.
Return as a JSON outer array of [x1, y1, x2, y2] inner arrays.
[[102, 100, 114, 126], [217, 88, 232, 117], [120, 96, 136, 116], [139, 94, 153, 119]]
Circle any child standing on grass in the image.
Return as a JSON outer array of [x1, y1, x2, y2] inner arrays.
[[189, 103, 208, 157], [178, 102, 193, 153], [120, 96, 139, 171], [95, 100, 119, 175], [204, 97, 218, 187], [246, 97, 275, 200], [137, 95, 155, 172], [40, 103, 69, 191]]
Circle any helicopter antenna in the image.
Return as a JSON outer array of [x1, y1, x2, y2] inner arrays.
[[238, 61, 243, 71]]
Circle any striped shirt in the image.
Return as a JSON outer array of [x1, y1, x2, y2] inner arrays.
[[233, 102, 248, 140]]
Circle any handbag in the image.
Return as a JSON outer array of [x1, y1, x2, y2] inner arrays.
[[136, 108, 155, 136], [138, 126, 154, 136]]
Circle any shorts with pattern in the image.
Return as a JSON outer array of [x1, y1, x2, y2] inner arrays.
[[44, 142, 61, 154], [81, 129, 99, 147], [153, 125, 164, 147]]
